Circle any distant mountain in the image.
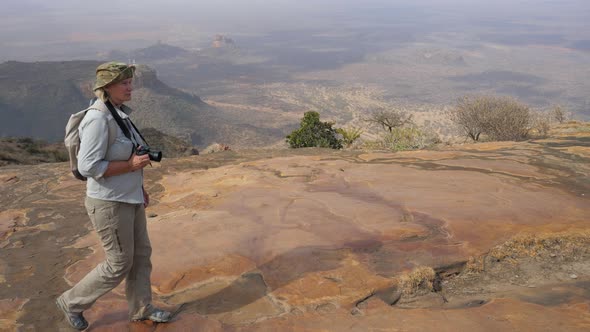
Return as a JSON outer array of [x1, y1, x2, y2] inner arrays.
[[0, 61, 282, 148], [105, 37, 246, 70], [105, 42, 190, 62], [0, 60, 95, 142], [212, 34, 237, 49]]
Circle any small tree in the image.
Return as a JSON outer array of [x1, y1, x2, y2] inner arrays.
[[286, 111, 343, 149], [381, 126, 439, 151], [367, 108, 413, 133]]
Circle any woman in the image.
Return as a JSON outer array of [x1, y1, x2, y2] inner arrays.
[[56, 62, 171, 330]]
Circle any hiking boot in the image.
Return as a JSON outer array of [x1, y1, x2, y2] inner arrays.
[[56, 296, 89, 330], [133, 308, 172, 323]]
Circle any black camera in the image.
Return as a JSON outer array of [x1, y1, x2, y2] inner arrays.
[[136, 145, 162, 162]]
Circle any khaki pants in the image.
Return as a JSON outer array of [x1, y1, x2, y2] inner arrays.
[[59, 196, 153, 320]]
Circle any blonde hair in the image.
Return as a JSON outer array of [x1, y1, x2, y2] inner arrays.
[[94, 88, 109, 102]]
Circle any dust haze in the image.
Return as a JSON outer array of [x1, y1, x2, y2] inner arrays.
[[1, 0, 589, 118]]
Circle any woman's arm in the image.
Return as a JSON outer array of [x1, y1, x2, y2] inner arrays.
[[77, 115, 110, 178], [78, 111, 150, 179], [103, 152, 150, 178]]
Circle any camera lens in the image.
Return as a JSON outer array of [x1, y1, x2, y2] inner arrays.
[[149, 150, 162, 162]]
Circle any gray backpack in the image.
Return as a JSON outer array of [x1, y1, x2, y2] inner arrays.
[[64, 100, 119, 181]]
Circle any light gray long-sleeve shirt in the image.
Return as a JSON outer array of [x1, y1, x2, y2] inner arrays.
[[77, 103, 146, 204]]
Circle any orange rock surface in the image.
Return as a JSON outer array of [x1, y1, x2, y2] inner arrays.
[[1, 123, 589, 331]]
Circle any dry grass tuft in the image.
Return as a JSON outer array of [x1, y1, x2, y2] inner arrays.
[[551, 121, 590, 136], [399, 266, 436, 295], [203, 143, 232, 154], [464, 256, 485, 273], [489, 231, 590, 262]]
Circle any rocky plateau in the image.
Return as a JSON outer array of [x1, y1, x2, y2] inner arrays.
[[0, 123, 589, 331]]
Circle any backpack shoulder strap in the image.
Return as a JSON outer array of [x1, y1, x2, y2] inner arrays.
[[79, 106, 116, 148], [87, 99, 132, 140], [106, 118, 118, 147]]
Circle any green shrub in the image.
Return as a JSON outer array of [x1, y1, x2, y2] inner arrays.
[[49, 148, 69, 162], [286, 111, 343, 149], [383, 127, 431, 151], [23, 142, 41, 154], [336, 126, 363, 147], [17, 137, 34, 144], [365, 126, 439, 151]]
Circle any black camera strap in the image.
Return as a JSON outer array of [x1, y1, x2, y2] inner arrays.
[[126, 117, 149, 146], [104, 100, 150, 147], [104, 100, 132, 140]]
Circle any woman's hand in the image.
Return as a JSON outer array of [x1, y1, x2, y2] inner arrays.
[[102, 152, 149, 178], [128, 151, 151, 172]]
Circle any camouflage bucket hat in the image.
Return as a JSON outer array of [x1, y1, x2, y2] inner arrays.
[[93, 62, 135, 91]]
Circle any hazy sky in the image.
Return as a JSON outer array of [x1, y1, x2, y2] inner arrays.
[[1, 0, 589, 60], [1, 0, 589, 118]]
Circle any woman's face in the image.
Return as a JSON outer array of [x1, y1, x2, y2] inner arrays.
[[105, 78, 133, 105]]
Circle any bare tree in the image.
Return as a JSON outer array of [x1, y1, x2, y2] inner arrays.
[[551, 105, 568, 124], [484, 97, 531, 141], [449, 95, 532, 142], [367, 108, 413, 132], [530, 111, 551, 138], [448, 96, 489, 141]]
